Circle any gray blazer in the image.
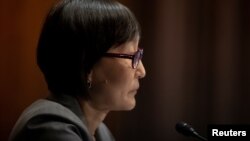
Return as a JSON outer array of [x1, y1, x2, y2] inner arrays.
[[9, 94, 115, 141]]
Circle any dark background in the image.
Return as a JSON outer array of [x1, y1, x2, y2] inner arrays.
[[1, 0, 250, 141]]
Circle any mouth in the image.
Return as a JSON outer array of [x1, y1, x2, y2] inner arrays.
[[129, 82, 140, 95], [129, 86, 140, 95], [128, 90, 138, 97]]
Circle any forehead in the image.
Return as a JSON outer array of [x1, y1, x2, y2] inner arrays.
[[109, 36, 140, 53]]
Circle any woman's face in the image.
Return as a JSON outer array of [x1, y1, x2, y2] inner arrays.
[[88, 37, 146, 111]]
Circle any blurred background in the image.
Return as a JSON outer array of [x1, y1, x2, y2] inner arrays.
[[0, 0, 250, 141]]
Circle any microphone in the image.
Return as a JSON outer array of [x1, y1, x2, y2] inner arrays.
[[175, 121, 207, 141]]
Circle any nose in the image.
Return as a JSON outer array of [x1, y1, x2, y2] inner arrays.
[[136, 61, 146, 79]]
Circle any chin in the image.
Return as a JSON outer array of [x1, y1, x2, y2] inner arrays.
[[126, 105, 136, 110], [114, 100, 136, 111], [124, 99, 136, 111]]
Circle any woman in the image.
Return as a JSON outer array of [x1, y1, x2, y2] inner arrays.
[[9, 0, 146, 141]]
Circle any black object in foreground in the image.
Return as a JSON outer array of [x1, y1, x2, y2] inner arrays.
[[175, 121, 207, 141]]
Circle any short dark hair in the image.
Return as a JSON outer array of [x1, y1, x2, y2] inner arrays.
[[37, 0, 141, 97]]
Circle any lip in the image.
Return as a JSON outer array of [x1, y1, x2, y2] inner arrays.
[[129, 81, 140, 94], [129, 90, 138, 96], [130, 85, 140, 94], [133, 84, 140, 90]]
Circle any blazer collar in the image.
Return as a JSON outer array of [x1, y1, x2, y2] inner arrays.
[[47, 93, 85, 123]]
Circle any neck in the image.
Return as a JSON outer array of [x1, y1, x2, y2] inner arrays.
[[78, 99, 109, 136]]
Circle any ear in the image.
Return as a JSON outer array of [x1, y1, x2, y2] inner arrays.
[[86, 70, 93, 89], [87, 69, 93, 82]]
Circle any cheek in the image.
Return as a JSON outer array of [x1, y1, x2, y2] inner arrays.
[[107, 69, 136, 110], [106, 67, 133, 91], [90, 59, 136, 110]]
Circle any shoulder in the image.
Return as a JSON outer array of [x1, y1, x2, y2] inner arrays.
[[9, 99, 91, 141]]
